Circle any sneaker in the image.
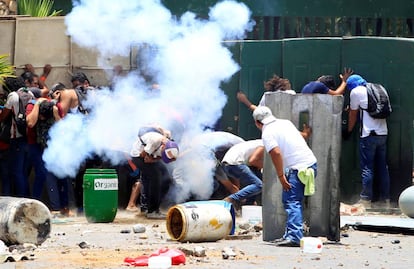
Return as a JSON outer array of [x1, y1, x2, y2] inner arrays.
[[373, 199, 391, 209], [146, 211, 166, 219], [223, 196, 241, 210], [357, 199, 372, 209], [273, 239, 300, 247], [270, 237, 285, 244]]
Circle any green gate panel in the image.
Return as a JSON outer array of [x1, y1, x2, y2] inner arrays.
[[220, 42, 242, 134], [229, 37, 414, 204], [282, 38, 343, 92], [238, 40, 283, 139], [341, 37, 414, 201]]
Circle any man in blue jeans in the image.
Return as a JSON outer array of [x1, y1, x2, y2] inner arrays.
[[222, 139, 264, 207], [253, 106, 317, 247], [345, 74, 391, 208]]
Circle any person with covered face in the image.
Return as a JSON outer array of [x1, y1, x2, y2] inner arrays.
[[253, 106, 317, 247], [345, 74, 391, 209], [130, 125, 179, 219]]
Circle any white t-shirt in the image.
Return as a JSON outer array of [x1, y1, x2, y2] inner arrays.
[[130, 132, 164, 158], [349, 85, 388, 138], [222, 139, 263, 165], [258, 90, 296, 106], [261, 119, 316, 170]]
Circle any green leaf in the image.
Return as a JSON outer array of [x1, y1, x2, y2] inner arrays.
[[18, 0, 63, 17], [0, 54, 16, 88]]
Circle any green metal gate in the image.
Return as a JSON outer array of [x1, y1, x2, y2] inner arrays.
[[232, 37, 414, 202]]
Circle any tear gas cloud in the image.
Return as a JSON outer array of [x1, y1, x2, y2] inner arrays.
[[43, 0, 254, 201]]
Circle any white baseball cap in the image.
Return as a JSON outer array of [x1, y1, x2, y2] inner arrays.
[[252, 106, 276, 124]]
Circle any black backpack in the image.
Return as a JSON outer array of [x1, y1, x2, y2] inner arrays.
[[14, 88, 34, 137], [74, 86, 91, 115], [363, 83, 392, 119]]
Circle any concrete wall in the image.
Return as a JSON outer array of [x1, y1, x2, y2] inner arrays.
[[0, 16, 134, 89], [261, 92, 343, 242]]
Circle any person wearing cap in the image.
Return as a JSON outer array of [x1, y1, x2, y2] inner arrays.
[[253, 106, 317, 247], [130, 126, 179, 219], [301, 68, 353, 95], [345, 74, 390, 209]]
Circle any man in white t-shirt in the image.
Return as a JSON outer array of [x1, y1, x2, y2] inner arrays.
[[345, 74, 390, 208], [253, 106, 317, 247], [130, 126, 179, 219], [222, 139, 264, 207]]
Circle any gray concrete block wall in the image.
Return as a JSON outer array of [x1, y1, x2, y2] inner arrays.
[[261, 92, 343, 242]]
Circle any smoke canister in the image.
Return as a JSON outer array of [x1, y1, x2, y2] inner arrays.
[[166, 200, 234, 242], [83, 168, 118, 223], [300, 237, 323, 253]]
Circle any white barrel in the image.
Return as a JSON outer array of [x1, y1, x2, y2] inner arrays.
[[166, 201, 233, 242], [0, 197, 52, 245], [399, 186, 414, 218]]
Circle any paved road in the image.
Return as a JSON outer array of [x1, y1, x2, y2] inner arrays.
[[1, 210, 414, 269]]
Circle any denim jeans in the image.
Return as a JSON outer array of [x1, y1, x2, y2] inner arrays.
[[224, 164, 262, 202], [46, 171, 69, 211], [282, 163, 317, 244], [359, 135, 390, 201], [27, 144, 47, 200], [9, 137, 29, 197], [0, 148, 11, 195]]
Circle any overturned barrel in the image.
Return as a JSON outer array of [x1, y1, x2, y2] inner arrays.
[[166, 200, 234, 243], [0, 197, 51, 245]]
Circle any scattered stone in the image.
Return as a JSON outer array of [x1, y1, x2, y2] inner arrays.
[[132, 224, 146, 233], [139, 234, 148, 239], [194, 246, 206, 257], [178, 247, 193, 256], [391, 239, 400, 244], [225, 234, 253, 240], [222, 247, 236, 260], [78, 241, 90, 249], [253, 223, 263, 232], [120, 229, 131, 234], [238, 222, 251, 230]]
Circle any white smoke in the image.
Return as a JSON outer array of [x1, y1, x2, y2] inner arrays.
[[43, 0, 254, 199]]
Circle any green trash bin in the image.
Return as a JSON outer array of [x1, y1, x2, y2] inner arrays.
[[83, 168, 118, 223]]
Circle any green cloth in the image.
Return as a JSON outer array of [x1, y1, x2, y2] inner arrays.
[[298, 167, 315, 196]]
